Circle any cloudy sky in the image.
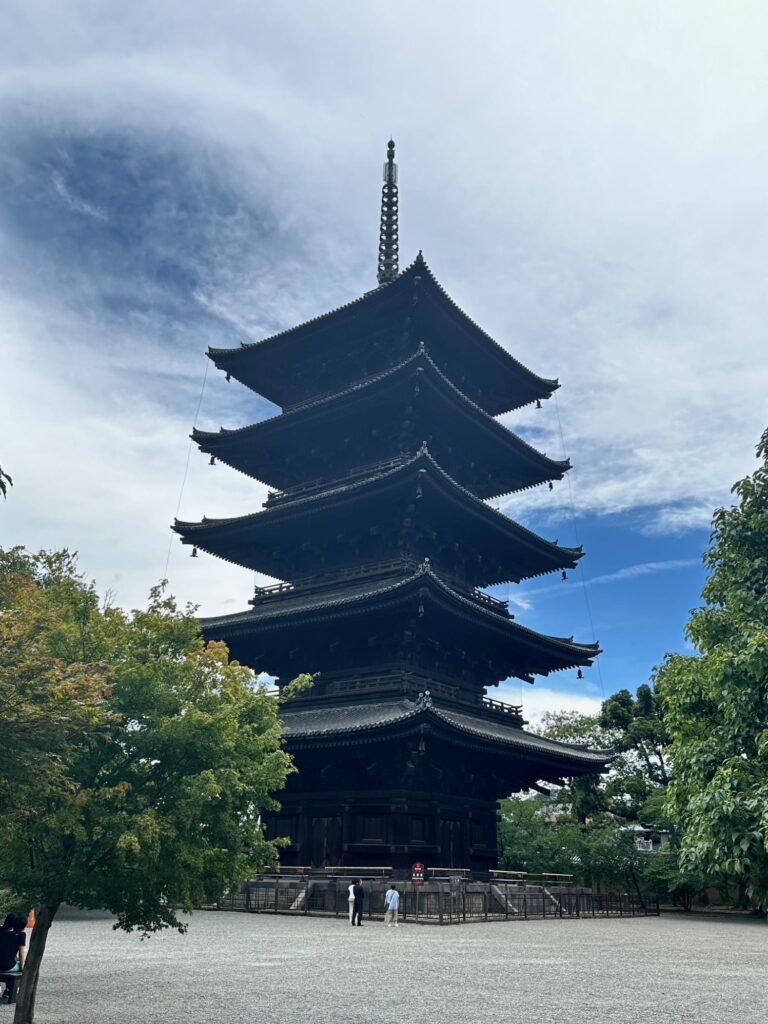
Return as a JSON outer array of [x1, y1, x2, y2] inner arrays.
[[1, 2, 767, 720]]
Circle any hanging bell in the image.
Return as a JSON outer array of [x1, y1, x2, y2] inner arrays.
[[536, 400, 542, 410], [209, 456, 216, 466], [577, 669, 583, 680], [548, 481, 553, 491], [191, 547, 198, 558], [561, 571, 567, 581], [225, 372, 231, 382]]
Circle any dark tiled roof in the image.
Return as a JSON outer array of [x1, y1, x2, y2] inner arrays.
[[208, 253, 557, 398], [434, 708, 611, 765], [173, 446, 582, 583], [201, 574, 405, 629], [280, 699, 418, 737], [200, 566, 600, 675], [192, 345, 569, 491], [279, 697, 611, 769]]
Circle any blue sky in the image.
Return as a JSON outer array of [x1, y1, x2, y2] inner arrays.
[[1, 2, 767, 721]]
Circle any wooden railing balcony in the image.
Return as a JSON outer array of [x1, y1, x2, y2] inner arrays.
[[274, 668, 525, 726], [482, 696, 526, 726], [249, 558, 415, 605], [249, 560, 510, 617], [265, 454, 412, 507], [320, 670, 461, 703]]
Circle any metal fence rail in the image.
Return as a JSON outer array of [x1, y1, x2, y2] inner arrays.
[[206, 880, 659, 924]]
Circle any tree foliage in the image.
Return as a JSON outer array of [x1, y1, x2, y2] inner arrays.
[[498, 794, 647, 895], [639, 846, 708, 911], [535, 685, 670, 823], [533, 710, 612, 823], [658, 428, 768, 911], [600, 684, 670, 787], [0, 549, 111, 807], [498, 794, 582, 877], [0, 547, 302, 1023], [498, 686, 686, 900]]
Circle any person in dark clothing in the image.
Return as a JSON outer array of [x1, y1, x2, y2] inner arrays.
[[0, 914, 26, 1004], [352, 880, 365, 926]]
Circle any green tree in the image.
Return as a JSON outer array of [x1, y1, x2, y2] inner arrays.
[[499, 698, 676, 898], [498, 794, 649, 895], [535, 696, 670, 823], [0, 547, 304, 1024], [0, 466, 11, 498], [599, 684, 671, 818], [0, 548, 113, 807], [658, 428, 768, 912], [498, 794, 581, 876], [533, 711, 613, 823], [640, 846, 708, 911], [578, 820, 647, 897], [600, 684, 670, 787]]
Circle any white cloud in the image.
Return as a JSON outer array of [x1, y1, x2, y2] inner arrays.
[[0, 294, 276, 614], [495, 683, 602, 727], [643, 504, 719, 535], [51, 171, 108, 221], [1, 1, 767, 618], [584, 559, 699, 587]]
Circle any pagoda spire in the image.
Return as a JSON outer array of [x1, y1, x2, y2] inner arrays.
[[376, 139, 399, 285]]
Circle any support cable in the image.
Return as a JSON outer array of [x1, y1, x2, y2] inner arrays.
[[552, 392, 606, 700], [163, 358, 210, 583]]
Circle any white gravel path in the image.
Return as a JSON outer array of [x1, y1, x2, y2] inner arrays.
[[10, 909, 767, 1024]]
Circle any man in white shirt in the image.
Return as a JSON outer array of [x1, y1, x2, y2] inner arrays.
[[347, 881, 356, 924], [384, 884, 400, 927]]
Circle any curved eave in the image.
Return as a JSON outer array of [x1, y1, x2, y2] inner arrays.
[[412, 256, 559, 406], [432, 707, 613, 768], [201, 567, 600, 676], [207, 254, 558, 414], [279, 698, 612, 772], [192, 347, 570, 492], [174, 448, 583, 582]]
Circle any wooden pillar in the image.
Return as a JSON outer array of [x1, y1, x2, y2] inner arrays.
[[296, 801, 309, 865], [341, 802, 352, 862]]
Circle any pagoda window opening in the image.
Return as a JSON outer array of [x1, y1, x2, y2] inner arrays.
[[356, 815, 387, 843]]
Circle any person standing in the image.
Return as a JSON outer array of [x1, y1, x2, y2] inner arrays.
[[0, 914, 26, 1004], [384, 884, 400, 927], [352, 879, 365, 926], [347, 881, 356, 925]]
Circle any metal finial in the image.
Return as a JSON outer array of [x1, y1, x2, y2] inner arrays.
[[377, 139, 399, 285]]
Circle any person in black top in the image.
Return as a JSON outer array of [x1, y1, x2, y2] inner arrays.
[[0, 914, 26, 1003], [352, 880, 365, 926]]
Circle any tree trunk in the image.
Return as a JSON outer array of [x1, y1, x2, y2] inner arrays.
[[629, 866, 645, 908], [13, 901, 60, 1024]]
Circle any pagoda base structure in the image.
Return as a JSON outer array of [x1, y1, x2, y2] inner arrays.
[[261, 692, 607, 872]]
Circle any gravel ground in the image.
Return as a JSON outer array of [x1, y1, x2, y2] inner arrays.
[[8, 909, 767, 1024]]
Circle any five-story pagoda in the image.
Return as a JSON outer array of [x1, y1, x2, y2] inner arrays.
[[174, 142, 610, 871]]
